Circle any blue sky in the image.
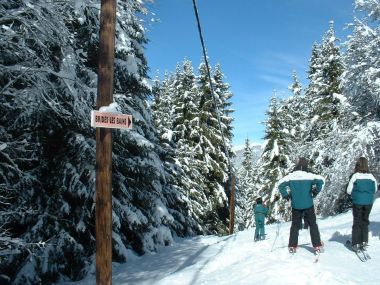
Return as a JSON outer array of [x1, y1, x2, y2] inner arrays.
[[144, 0, 355, 146]]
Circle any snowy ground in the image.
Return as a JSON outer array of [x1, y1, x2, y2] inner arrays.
[[63, 199, 380, 285]]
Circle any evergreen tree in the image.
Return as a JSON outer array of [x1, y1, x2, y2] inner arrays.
[[196, 62, 230, 233], [289, 70, 302, 97], [235, 138, 256, 229], [342, 0, 380, 119], [109, 0, 194, 263], [151, 74, 202, 236], [152, 73, 175, 137], [171, 60, 213, 233], [212, 63, 235, 228], [319, 21, 344, 96], [306, 21, 345, 141], [0, 1, 200, 283], [256, 95, 291, 220], [305, 43, 322, 98], [285, 71, 311, 151], [0, 1, 90, 282], [213, 64, 234, 149]]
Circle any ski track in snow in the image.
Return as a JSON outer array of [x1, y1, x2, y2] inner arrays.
[[63, 199, 380, 285]]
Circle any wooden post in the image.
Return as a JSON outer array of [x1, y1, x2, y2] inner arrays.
[[228, 175, 236, 235], [96, 0, 116, 284]]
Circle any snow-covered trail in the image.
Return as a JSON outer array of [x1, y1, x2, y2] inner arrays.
[[65, 199, 380, 285]]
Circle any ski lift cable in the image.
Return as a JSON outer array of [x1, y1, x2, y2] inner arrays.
[[191, 0, 233, 177]]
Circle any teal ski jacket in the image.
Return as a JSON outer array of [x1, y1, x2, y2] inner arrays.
[[347, 172, 377, 205], [278, 170, 325, 210], [254, 204, 269, 223]]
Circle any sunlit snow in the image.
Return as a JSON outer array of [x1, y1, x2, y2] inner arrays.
[[62, 197, 380, 285]]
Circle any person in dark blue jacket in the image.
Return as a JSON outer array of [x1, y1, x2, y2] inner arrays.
[[346, 157, 378, 252], [254, 197, 269, 241], [278, 157, 325, 253]]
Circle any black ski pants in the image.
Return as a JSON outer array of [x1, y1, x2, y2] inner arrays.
[[352, 204, 372, 246], [289, 206, 322, 248]]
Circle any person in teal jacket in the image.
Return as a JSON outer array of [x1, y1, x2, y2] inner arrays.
[[278, 157, 325, 253], [346, 157, 378, 252], [254, 197, 269, 241]]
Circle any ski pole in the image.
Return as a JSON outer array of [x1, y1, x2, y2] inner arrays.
[[270, 220, 282, 252]]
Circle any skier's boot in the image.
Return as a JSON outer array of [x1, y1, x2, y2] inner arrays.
[[352, 244, 360, 253], [314, 246, 322, 254], [314, 244, 324, 253], [288, 247, 296, 253]]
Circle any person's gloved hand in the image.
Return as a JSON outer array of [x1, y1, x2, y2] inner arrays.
[[311, 186, 318, 198]]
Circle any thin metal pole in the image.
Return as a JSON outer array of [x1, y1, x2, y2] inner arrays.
[[96, 0, 116, 284]]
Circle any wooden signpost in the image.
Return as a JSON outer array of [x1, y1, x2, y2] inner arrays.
[[96, 0, 116, 284]]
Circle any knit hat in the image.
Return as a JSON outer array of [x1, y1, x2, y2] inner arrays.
[[295, 157, 308, 172]]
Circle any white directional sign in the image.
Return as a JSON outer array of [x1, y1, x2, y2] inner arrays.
[[91, 110, 132, 129]]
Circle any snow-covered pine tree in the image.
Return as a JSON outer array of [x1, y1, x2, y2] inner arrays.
[[0, 1, 92, 283], [235, 138, 256, 229], [289, 70, 302, 97], [152, 73, 175, 138], [151, 74, 202, 236], [212, 63, 236, 230], [256, 95, 292, 221], [306, 21, 345, 141], [342, 0, 380, 120], [170, 60, 214, 234], [305, 43, 322, 98], [196, 62, 230, 234], [213, 64, 234, 151], [285, 71, 309, 145], [319, 21, 344, 96], [106, 0, 193, 263], [1, 0, 201, 283]]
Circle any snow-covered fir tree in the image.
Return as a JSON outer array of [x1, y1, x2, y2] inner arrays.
[[196, 62, 231, 233], [289, 70, 302, 97], [319, 21, 344, 96], [254, 95, 293, 221], [342, 0, 380, 120], [0, 1, 92, 283], [213, 64, 234, 151], [169, 60, 215, 234], [155, 59, 234, 235], [305, 43, 322, 98], [235, 138, 256, 229], [284, 71, 309, 144], [151, 74, 202, 236], [306, 21, 345, 142], [0, 1, 205, 283], [211, 63, 236, 228]]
